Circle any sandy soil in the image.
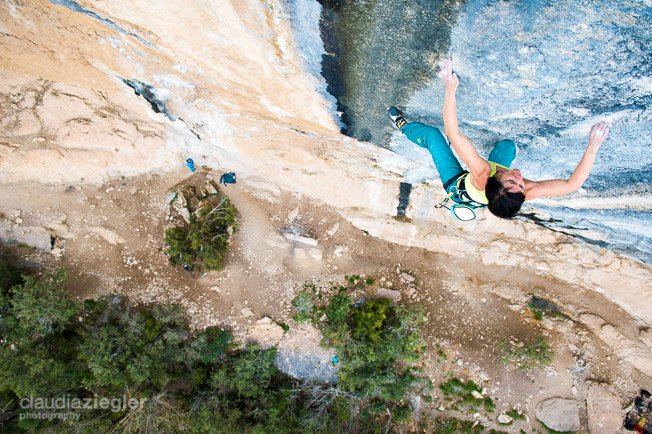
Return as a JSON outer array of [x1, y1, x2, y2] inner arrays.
[[0, 169, 645, 432]]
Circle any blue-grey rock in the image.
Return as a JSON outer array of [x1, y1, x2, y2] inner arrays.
[[403, 0, 652, 263], [536, 397, 581, 432]]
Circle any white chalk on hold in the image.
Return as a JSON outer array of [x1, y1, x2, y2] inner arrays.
[[594, 130, 603, 136]]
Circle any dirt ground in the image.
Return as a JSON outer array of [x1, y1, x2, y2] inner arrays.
[[0, 169, 646, 432]]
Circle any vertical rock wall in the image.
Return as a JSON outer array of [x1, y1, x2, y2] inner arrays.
[[0, 0, 341, 183]]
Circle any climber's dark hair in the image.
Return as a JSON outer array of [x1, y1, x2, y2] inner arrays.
[[485, 175, 525, 219]]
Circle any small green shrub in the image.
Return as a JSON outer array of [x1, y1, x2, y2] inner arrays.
[[292, 289, 314, 322], [392, 215, 412, 223], [393, 404, 413, 423], [507, 408, 526, 420], [325, 289, 351, 326], [345, 274, 361, 284], [439, 377, 481, 396], [435, 345, 448, 365], [165, 195, 237, 272], [439, 377, 497, 414], [528, 305, 544, 321], [497, 336, 553, 371], [351, 298, 391, 343], [424, 417, 485, 434]]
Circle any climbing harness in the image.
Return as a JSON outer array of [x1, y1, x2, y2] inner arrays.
[[434, 173, 486, 221]]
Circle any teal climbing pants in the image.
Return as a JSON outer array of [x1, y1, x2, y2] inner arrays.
[[402, 122, 516, 191]]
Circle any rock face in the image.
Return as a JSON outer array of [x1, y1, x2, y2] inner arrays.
[[535, 398, 581, 432], [403, 0, 652, 264], [579, 315, 652, 381], [316, 1, 463, 145], [275, 324, 338, 384], [0, 0, 340, 185], [641, 329, 652, 350], [586, 383, 622, 434]]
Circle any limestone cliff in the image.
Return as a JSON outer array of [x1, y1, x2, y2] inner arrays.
[[1, 0, 651, 380]]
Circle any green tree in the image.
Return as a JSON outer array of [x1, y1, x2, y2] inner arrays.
[[0, 271, 82, 397], [291, 281, 427, 429], [0, 256, 22, 292], [165, 196, 237, 272], [188, 327, 232, 364], [211, 345, 277, 398], [9, 270, 78, 336], [78, 298, 192, 390]]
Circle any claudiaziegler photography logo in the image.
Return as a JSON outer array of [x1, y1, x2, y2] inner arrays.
[[18, 394, 147, 422]]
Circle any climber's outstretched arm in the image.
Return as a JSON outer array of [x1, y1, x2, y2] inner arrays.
[[525, 122, 610, 200], [439, 58, 490, 185]]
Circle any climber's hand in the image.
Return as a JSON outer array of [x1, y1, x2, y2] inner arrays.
[[588, 121, 610, 151], [438, 57, 459, 92]]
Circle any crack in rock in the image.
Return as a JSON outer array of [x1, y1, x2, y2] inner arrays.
[[48, 0, 153, 47], [121, 78, 175, 121]]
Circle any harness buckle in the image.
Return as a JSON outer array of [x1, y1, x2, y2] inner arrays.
[[435, 176, 484, 221]]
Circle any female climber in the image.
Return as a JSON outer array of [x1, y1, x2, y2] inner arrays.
[[388, 58, 610, 220]]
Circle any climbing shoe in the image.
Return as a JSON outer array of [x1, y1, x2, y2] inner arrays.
[[388, 106, 408, 131]]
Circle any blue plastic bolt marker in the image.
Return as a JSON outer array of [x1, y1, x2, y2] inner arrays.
[[332, 355, 339, 365], [185, 158, 196, 172]]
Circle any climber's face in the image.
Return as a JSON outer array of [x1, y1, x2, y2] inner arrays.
[[496, 169, 525, 193]]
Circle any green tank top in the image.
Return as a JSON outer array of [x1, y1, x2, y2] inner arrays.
[[461, 162, 508, 205]]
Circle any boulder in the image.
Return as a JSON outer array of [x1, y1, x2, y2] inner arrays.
[[88, 227, 125, 245], [497, 414, 513, 424], [308, 248, 322, 260], [586, 383, 622, 434], [245, 317, 285, 349], [172, 192, 191, 223], [275, 324, 338, 384], [0, 223, 52, 251], [535, 398, 580, 432], [293, 247, 307, 260], [541, 317, 554, 330], [374, 287, 401, 304], [283, 232, 318, 246], [399, 272, 415, 283]]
